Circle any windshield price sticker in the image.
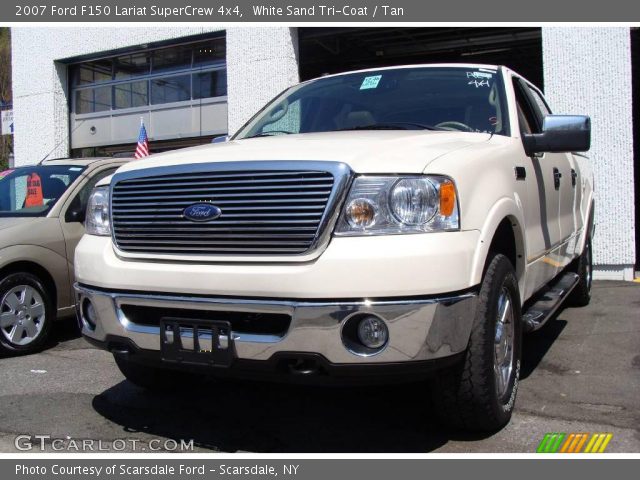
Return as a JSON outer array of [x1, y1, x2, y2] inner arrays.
[[360, 75, 382, 90], [466, 71, 493, 88]]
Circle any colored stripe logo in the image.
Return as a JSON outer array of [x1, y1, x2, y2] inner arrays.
[[536, 433, 613, 453]]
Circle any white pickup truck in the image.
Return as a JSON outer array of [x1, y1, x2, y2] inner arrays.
[[75, 64, 593, 431]]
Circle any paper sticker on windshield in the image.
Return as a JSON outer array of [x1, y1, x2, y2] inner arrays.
[[0, 169, 14, 179], [360, 75, 382, 90], [466, 71, 492, 88], [69, 167, 83, 171], [467, 71, 493, 79], [25, 173, 44, 208]]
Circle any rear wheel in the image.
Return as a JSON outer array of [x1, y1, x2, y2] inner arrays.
[[0, 273, 54, 356], [431, 253, 522, 432]]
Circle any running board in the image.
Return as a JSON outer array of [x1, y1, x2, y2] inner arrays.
[[523, 272, 580, 332]]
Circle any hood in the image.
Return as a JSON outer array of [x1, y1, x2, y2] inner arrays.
[[0, 217, 37, 232], [0, 217, 66, 255], [117, 130, 492, 175], [0, 217, 48, 250]]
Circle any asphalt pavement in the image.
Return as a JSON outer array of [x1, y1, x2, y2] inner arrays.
[[0, 280, 638, 453]]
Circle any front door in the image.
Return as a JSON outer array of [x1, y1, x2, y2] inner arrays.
[[524, 84, 580, 268], [511, 77, 563, 297]]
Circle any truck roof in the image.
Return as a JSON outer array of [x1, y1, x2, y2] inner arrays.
[[314, 63, 502, 82]]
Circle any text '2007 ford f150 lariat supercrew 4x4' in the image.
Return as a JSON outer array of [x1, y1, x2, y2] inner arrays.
[[75, 64, 593, 431]]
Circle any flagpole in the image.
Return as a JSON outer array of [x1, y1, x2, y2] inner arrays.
[[134, 115, 150, 159]]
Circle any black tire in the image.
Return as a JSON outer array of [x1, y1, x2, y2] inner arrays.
[[114, 355, 198, 392], [0, 272, 54, 356], [567, 235, 593, 307], [430, 253, 523, 432]]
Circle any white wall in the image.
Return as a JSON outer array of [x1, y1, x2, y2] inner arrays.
[[542, 27, 635, 280], [11, 26, 299, 162], [226, 27, 299, 134]]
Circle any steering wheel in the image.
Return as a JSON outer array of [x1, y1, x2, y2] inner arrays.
[[434, 121, 475, 132]]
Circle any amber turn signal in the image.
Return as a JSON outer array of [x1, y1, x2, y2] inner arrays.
[[439, 181, 456, 217], [346, 198, 376, 228]]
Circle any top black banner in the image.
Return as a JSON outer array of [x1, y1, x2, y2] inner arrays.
[[3, 0, 640, 22]]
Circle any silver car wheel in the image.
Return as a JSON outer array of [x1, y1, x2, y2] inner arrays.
[[0, 285, 46, 346], [494, 287, 515, 399]]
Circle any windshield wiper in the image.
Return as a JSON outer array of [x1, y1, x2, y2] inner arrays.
[[335, 122, 445, 132], [244, 130, 294, 139]]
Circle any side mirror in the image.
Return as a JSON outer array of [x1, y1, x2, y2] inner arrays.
[[523, 115, 591, 155], [65, 201, 86, 223], [211, 135, 229, 144]]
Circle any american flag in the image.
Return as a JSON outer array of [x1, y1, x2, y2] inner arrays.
[[134, 120, 150, 159]]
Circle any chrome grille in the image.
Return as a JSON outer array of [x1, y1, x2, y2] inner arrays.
[[111, 166, 339, 256]]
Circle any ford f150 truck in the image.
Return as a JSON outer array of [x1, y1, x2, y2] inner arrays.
[[75, 64, 593, 431]]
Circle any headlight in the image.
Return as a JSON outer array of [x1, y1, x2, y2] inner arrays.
[[390, 178, 438, 225], [335, 176, 459, 236], [85, 186, 111, 236]]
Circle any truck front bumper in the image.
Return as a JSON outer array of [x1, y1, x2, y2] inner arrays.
[[76, 284, 476, 379]]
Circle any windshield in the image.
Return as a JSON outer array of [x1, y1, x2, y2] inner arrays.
[[235, 66, 509, 139], [0, 165, 86, 217]]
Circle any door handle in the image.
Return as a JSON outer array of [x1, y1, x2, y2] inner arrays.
[[571, 169, 578, 187], [553, 168, 562, 190]]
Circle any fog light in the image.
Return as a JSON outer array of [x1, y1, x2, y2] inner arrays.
[[81, 298, 97, 329], [357, 315, 388, 349]]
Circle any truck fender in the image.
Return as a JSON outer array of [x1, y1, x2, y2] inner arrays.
[[575, 196, 595, 256], [469, 197, 527, 298]]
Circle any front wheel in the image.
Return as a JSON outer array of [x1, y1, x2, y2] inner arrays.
[[431, 253, 522, 432], [0, 273, 54, 356]]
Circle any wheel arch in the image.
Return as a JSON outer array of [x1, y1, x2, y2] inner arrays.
[[470, 198, 527, 300], [0, 261, 59, 313], [576, 198, 595, 255]]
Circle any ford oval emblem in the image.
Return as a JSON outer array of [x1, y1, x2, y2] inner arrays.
[[183, 203, 222, 222]]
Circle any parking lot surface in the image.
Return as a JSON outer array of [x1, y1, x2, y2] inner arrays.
[[0, 281, 638, 453]]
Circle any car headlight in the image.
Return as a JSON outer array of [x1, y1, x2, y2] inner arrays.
[[85, 186, 111, 236], [335, 176, 459, 236]]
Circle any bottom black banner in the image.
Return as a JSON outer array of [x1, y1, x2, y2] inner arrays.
[[2, 459, 638, 480]]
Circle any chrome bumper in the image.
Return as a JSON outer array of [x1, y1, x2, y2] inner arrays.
[[75, 284, 476, 365]]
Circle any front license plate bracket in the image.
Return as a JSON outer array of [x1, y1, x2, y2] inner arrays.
[[160, 317, 235, 367]]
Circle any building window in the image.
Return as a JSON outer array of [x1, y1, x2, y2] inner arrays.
[[70, 36, 226, 115], [193, 70, 227, 99], [151, 74, 191, 104], [75, 85, 111, 114], [152, 45, 192, 73], [114, 53, 150, 79], [113, 81, 148, 110], [194, 39, 226, 66], [74, 59, 112, 85]]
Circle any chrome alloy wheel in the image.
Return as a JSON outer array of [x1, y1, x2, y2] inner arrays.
[[494, 287, 515, 398], [0, 285, 46, 346]]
